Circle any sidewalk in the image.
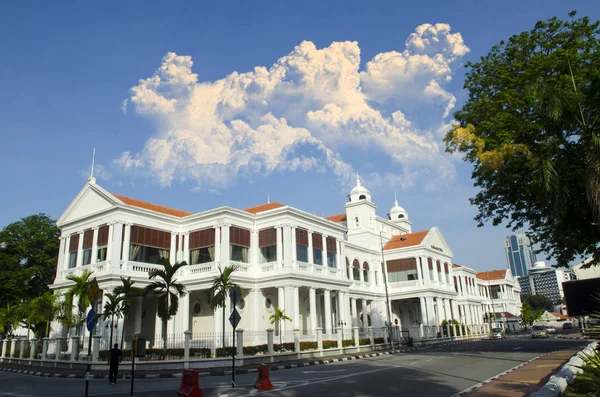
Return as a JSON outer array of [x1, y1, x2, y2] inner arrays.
[[464, 349, 579, 397]]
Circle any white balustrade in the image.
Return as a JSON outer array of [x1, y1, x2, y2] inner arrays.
[[260, 263, 276, 272], [230, 261, 250, 272], [313, 264, 325, 275], [188, 262, 216, 275], [297, 262, 310, 272], [389, 280, 419, 289]]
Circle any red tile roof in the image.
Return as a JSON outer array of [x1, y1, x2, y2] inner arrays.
[[452, 264, 461, 269], [243, 202, 285, 214], [383, 230, 429, 251], [550, 312, 570, 320], [476, 270, 507, 281], [113, 194, 192, 218], [326, 213, 347, 223]]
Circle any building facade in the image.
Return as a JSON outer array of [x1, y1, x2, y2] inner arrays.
[[517, 261, 576, 310], [49, 177, 521, 347], [505, 234, 537, 277]]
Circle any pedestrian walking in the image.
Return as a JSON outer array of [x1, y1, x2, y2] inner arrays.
[[108, 343, 122, 385]]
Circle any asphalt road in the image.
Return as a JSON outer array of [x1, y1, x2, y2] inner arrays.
[[0, 337, 588, 397]]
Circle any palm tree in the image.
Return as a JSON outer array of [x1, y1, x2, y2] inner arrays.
[[34, 293, 61, 338], [102, 293, 123, 347], [206, 265, 241, 348], [269, 307, 292, 347], [65, 270, 94, 336], [0, 302, 21, 338], [114, 277, 142, 349], [143, 259, 187, 359]]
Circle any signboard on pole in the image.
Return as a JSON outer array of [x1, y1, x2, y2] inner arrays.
[[229, 285, 242, 303], [229, 308, 241, 329], [86, 309, 96, 333]]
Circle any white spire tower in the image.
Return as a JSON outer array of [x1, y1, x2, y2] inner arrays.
[[88, 148, 96, 184]]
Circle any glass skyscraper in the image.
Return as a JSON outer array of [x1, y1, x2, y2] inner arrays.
[[505, 234, 537, 277]]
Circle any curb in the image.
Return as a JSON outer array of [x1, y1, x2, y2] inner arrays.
[[0, 337, 485, 380], [529, 341, 598, 397], [449, 352, 552, 396]]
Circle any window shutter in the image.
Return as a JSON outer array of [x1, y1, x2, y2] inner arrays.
[[295, 229, 309, 247], [130, 225, 171, 249], [346, 257, 350, 267], [82, 230, 94, 249], [97, 225, 109, 246], [444, 263, 449, 274], [259, 228, 277, 248], [312, 233, 323, 250], [326, 236, 337, 253], [230, 226, 250, 247], [189, 228, 215, 249], [386, 258, 417, 272], [69, 234, 79, 252], [428, 258, 433, 270]]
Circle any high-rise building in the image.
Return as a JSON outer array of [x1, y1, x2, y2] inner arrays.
[[505, 234, 537, 277]]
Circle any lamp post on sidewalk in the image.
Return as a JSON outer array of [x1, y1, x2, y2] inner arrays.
[[379, 232, 394, 350]]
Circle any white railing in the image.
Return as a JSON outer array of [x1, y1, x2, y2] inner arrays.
[[260, 262, 276, 272], [313, 264, 325, 275], [188, 262, 216, 275], [297, 261, 310, 272], [389, 280, 419, 289], [230, 261, 251, 272], [128, 261, 164, 275], [60, 262, 107, 280]]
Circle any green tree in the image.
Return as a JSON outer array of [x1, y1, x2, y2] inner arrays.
[[29, 292, 61, 338], [0, 302, 21, 338], [0, 214, 60, 307], [522, 294, 554, 312], [64, 270, 95, 336], [206, 265, 241, 348], [113, 277, 142, 349], [520, 304, 543, 329], [143, 259, 187, 359], [444, 12, 600, 265], [269, 307, 292, 347], [102, 293, 123, 347]]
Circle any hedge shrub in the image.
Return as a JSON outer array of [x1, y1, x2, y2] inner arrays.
[[359, 338, 370, 346], [243, 344, 268, 356], [300, 341, 317, 351], [190, 348, 211, 358], [274, 343, 294, 353], [322, 340, 337, 349], [342, 339, 354, 347], [374, 337, 385, 344]]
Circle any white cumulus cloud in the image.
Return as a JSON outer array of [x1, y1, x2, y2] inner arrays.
[[117, 23, 468, 191]]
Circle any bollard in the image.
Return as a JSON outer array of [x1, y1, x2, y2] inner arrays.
[[177, 368, 203, 397], [55, 338, 64, 361], [381, 327, 388, 344], [41, 338, 49, 360], [266, 329, 274, 355], [10, 339, 17, 358], [254, 363, 274, 391], [452, 325, 457, 339], [445, 325, 451, 339], [368, 326, 374, 346], [30, 339, 37, 359], [236, 329, 244, 358]]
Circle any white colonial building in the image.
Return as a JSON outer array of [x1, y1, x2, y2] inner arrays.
[[49, 176, 521, 347]]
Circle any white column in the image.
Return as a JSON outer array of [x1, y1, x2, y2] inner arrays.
[[109, 222, 123, 269], [179, 293, 190, 333], [451, 300, 459, 322], [276, 226, 283, 266], [169, 232, 176, 264], [291, 227, 297, 264], [56, 236, 67, 273], [62, 235, 70, 270], [293, 286, 300, 328], [183, 232, 190, 264], [307, 231, 313, 264], [220, 224, 230, 267], [422, 257, 430, 285], [121, 223, 132, 262], [324, 290, 332, 334], [419, 297, 428, 326], [351, 297, 358, 327], [76, 231, 84, 267], [361, 299, 368, 331], [213, 227, 220, 263], [282, 225, 292, 268], [177, 232, 183, 263], [251, 229, 259, 265], [309, 288, 317, 332], [444, 299, 451, 322], [91, 227, 99, 264], [425, 297, 436, 328], [321, 235, 327, 267], [335, 239, 341, 269], [416, 257, 424, 286]]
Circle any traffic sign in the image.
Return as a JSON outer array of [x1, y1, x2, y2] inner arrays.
[[86, 308, 96, 333], [229, 308, 241, 329]]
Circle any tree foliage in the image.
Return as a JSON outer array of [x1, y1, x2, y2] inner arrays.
[[269, 307, 292, 346], [522, 294, 554, 312], [445, 12, 600, 265], [143, 259, 187, 359], [206, 264, 241, 348], [520, 304, 543, 328], [0, 214, 60, 307]]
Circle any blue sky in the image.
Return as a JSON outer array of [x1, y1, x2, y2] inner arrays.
[[1, 1, 598, 271]]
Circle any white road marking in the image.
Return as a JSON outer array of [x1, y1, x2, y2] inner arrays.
[[301, 369, 346, 374], [0, 393, 34, 397], [513, 346, 522, 350]]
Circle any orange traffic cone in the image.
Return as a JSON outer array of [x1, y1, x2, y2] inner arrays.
[[254, 364, 274, 391]]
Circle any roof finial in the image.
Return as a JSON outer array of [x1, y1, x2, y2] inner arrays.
[[394, 192, 398, 206], [356, 171, 361, 186], [267, 193, 270, 204], [88, 148, 96, 184]]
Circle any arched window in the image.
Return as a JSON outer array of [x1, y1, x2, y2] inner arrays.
[[359, 195, 366, 200], [398, 214, 404, 219], [363, 261, 369, 283], [352, 259, 361, 281]]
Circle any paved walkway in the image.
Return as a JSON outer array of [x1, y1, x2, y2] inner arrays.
[[465, 349, 578, 396]]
